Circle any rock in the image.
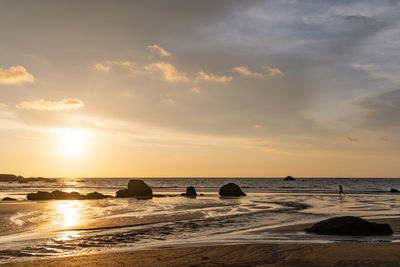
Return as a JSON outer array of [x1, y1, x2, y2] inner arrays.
[[50, 190, 84, 200], [17, 180, 28, 184], [0, 174, 21, 182], [27, 191, 52, 200], [2, 197, 17, 201], [181, 186, 197, 197], [389, 188, 399, 193], [219, 183, 246, 197], [305, 216, 393, 236], [116, 179, 153, 198], [85, 192, 110, 199], [284, 176, 295, 181]]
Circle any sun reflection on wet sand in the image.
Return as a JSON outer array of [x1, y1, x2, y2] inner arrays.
[[51, 201, 84, 229]]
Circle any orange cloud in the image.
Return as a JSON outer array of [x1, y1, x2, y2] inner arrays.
[[196, 71, 232, 83], [147, 44, 172, 58], [0, 65, 34, 85], [233, 65, 284, 78], [144, 62, 189, 82], [16, 98, 84, 111]]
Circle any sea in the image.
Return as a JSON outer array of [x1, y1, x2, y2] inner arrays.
[[1, 177, 400, 263]]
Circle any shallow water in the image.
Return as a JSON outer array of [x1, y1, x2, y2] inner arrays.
[[1, 178, 400, 263]]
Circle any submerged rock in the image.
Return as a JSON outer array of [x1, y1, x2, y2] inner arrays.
[[283, 176, 295, 181], [27, 190, 111, 200], [85, 192, 110, 199], [219, 183, 246, 197], [181, 186, 197, 197], [2, 197, 17, 201], [389, 188, 399, 193], [115, 179, 153, 198], [305, 216, 393, 236]]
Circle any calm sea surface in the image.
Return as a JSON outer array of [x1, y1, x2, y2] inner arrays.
[[1, 177, 400, 263]]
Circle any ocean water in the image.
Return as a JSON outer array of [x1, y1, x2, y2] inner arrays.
[[1, 177, 400, 263]]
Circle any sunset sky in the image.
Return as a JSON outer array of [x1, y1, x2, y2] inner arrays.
[[1, 0, 399, 177]]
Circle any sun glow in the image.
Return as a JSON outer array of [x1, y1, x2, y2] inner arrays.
[[52, 128, 86, 156], [51, 201, 83, 228]]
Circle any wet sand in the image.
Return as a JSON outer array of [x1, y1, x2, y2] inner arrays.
[[3, 243, 400, 267]]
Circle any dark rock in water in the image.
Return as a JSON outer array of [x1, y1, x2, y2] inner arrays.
[[50, 190, 84, 200], [2, 197, 17, 201], [115, 189, 132, 197], [116, 179, 153, 198], [127, 180, 153, 196], [305, 216, 393, 236], [0, 174, 21, 182], [85, 192, 110, 199], [27, 191, 52, 200], [219, 183, 246, 197], [181, 186, 197, 197], [389, 188, 399, 193], [284, 176, 295, 181]]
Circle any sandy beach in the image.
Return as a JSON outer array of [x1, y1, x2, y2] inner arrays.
[[3, 243, 400, 267], [2, 216, 400, 266]]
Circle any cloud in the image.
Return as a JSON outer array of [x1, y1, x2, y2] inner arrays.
[[0, 65, 34, 85], [191, 87, 200, 94], [16, 98, 84, 111], [95, 63, 110, 72], [253, 124, 264, 129], [95, 61, 136, 72], [147, 44, 172, 58], [144, 62, 189, 82], [233, 66, 284, 78], [196, 70, 232, 83], [343, 137, 358, 142], [264, 66, 284, 77], [233, 66, 264, 78], [0, 103, 8, 108], [161, 98, 176, 105]]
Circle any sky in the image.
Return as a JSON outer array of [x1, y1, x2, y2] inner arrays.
[[1, 0, 400, 178]]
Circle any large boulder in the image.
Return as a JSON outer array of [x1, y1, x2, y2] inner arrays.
[[116, 180, 153, 198], [305, 216, 393, 236], [0, 174, 21, 182], [284, 176, 295, 181], [181, 186, 197, 197], [219, 183, 246, 197], [27, 191, 52, 200], [389, 188, 399, 193]]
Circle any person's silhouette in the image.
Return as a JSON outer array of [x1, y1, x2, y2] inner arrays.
[[339, 185, 345, 195]]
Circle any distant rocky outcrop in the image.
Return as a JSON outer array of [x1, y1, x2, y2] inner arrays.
[[283, 176, 295, 181], [305, 216, 393, 236], [181, 186, 197, 197], [27, 190, 111, 200], [0, 174, 57, 183], [0, 174, 22, 182], [2, 197, 17, 201], [115, 179, 153, 198], [219, 183, 246, 197], [389, 188, 399, 193]]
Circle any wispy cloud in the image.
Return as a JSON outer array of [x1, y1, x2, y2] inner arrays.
[[16, 98, 84, 111], [233, 66, 264, 78], [161, 98, 176, 105], [0, 65, 34, 85], [253, 124, 264, 129], [233, 66, 283, 78], [144, 62, 189, 82], [196, 71, 232, 83], [191, 87, 200, 94], [343, 137, 358, 142], [94, 61, 136, 72], [147, 44, 172, 58]]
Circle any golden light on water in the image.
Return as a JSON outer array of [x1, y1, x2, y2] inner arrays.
[[51, 201, 83, 228]]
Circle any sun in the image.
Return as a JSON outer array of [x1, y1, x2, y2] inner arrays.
[[60, 128, 85, 156]]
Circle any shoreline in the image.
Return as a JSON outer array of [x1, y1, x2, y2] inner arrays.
[[3, 243, 400, 267]]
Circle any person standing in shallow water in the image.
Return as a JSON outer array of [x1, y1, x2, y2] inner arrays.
[[339, 185, 345, 196]]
